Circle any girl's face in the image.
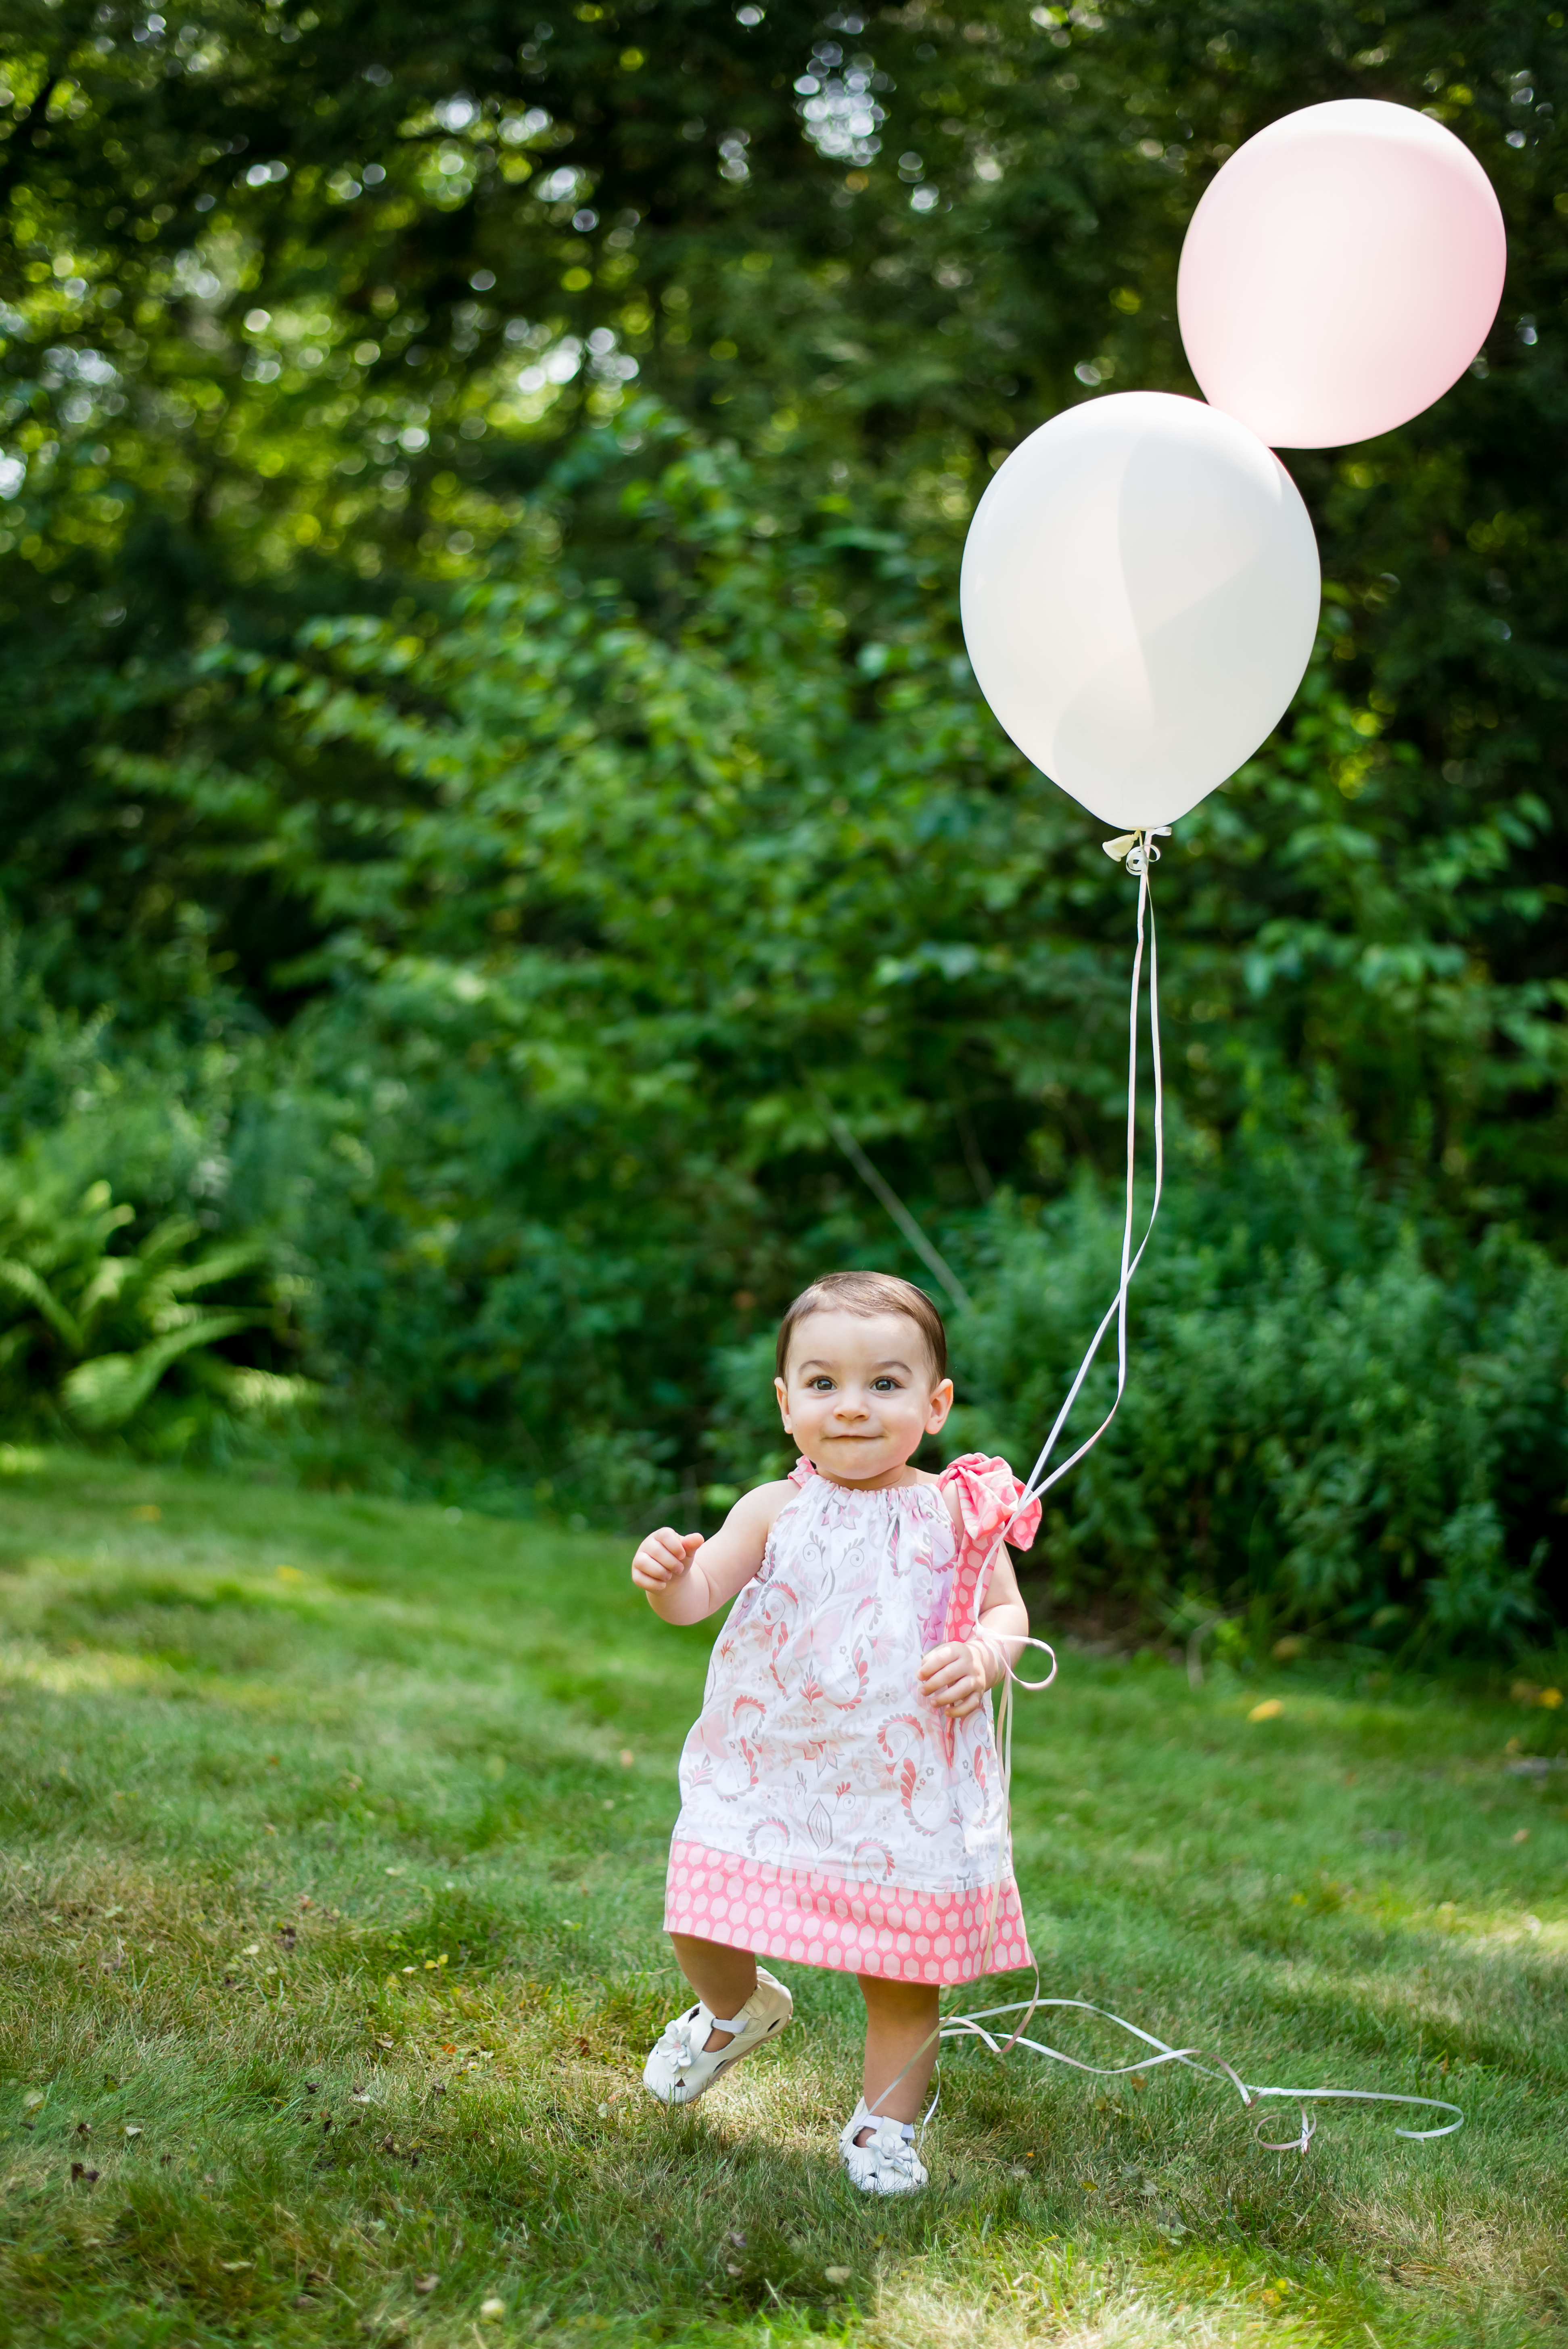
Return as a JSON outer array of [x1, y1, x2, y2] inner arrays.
[[774, 1309, 954, 1487]]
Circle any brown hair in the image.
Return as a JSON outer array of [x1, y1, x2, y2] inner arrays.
[[775, 1270, 948, 1384]]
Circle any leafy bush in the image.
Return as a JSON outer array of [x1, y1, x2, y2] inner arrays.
[[4, 0, 1568, 1649], [949, 1143, 1568, 1654], [0, 1158, 314, 1450]]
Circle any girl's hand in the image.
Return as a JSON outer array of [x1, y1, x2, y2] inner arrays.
[[918, 1638, 995, 1718], [632, 1527, 704, 1591]]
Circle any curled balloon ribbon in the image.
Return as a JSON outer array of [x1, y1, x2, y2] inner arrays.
[[865, 832, 1464, 2151], [936, 1992, 1465, 2149]]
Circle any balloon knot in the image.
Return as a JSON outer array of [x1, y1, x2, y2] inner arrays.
[[1102, 826, 1171, 874]]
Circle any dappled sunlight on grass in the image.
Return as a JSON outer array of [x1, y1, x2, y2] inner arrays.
[[0, 1634, 181, 1696]]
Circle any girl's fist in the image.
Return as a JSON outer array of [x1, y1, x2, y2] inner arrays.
[[918, 1638, 993, 1717], [632, 1527, 704, 1591]]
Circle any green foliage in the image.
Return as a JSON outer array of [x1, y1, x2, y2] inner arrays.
[[954, 1149, 1568, 1652], [0, 1152, 312, 1443], [1, 0, 1566, 1637]]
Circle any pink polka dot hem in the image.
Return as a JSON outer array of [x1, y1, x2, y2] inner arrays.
[[664, 1839, 1033, 1986]]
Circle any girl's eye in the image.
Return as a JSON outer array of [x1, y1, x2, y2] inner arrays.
[[871, 1377, 900, 1392], [807, 1376, 835, 1391]]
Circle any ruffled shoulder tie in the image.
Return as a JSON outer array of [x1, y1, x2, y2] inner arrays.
[[937, 1452, 1040, 1655], [786, 1456, 817, 1489]]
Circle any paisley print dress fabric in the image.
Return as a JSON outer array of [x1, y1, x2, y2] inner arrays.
[[663, 1454, 1040, 1986]]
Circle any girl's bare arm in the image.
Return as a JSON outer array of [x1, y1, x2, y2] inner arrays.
[[918, 1546, 1030, 1718], [630, 1481, 790, 1624]]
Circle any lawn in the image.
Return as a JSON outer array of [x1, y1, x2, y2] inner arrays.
[[0, 1447, 1563, 2349]]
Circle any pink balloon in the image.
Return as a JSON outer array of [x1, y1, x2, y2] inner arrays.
[[1178, 99, 1505, 449]]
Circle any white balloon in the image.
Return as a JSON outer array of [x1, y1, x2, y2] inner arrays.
[[960, 391, 1321, 832]]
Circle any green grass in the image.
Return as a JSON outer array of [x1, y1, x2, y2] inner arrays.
[[0, 1447, 1564, 2349]]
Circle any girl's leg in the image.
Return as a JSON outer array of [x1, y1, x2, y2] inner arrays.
[[856, 1974, 941, 2138], [670, 1933, 757, 2051]]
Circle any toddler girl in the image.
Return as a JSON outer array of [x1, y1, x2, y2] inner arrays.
[[630, 1268, 1039, 2194]]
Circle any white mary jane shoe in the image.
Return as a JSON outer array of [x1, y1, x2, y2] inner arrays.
[[838, 2099, 929, 2195], [641, 1966, 794, 2106]]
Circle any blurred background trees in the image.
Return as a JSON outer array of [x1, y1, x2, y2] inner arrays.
[[1, 0, 1565, 1646]]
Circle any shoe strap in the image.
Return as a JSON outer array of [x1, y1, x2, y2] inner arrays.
[[857, 2100, 916, 2143], [853, 2109, 916, 2146]]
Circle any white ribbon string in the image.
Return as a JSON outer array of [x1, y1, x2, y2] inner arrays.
[[860, 836, 1464, 2150], [936, 1998, 1464, 2143], [1015, 850, 1163, 1521]]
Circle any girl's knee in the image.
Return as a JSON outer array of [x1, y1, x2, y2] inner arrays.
[[857, 1971, 939, 2017]]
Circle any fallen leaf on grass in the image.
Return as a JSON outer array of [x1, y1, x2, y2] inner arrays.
[[1249, 1698, 1284, 1722], [123, 2125, 142, 2139], [21, 2092, 44, 2112], [220, 2259, 253, 2272], [480, 2297, 506, 2320], [1512, 1828, 1530, 1843], [414, 2274, 439, 2295], [824, 2267, 852, 2286], [69, 2163, 100, 2183]]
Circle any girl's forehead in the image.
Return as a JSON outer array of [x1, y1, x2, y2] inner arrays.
[[786, 1307, 932, 1370]]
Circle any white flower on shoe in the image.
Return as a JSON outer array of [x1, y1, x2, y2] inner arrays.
[[838, 2099, 929, 2194]]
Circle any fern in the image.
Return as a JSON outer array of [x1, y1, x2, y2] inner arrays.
[[0, 1163, 313, 1442]]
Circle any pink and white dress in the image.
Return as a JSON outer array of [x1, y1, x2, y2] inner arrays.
[[663, 1453, 1041, 1987]]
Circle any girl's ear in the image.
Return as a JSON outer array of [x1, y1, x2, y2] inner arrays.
[[774, 1374, 792, 1433], [926, 1376, 955, 1433]]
